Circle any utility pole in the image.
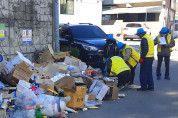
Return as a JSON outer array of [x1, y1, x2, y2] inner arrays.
[[53, 0, 60, 52]]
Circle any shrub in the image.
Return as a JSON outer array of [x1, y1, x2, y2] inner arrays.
[[61, 46, 80, 58]]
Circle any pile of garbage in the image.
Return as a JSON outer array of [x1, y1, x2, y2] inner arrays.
[[0, 44, 120, 118]]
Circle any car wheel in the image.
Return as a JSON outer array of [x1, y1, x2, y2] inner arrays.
[[130, 38, 133, 41], [124, 38, 127, 41]]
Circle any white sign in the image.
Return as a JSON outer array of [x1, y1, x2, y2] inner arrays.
[[22, 29, 32, 44]]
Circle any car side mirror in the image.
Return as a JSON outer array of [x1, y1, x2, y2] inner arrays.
[[65, 35, 70, 40]]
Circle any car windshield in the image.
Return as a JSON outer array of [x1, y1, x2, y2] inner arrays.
[[126, 23, 142, 27], [70, 25, 107, 39]]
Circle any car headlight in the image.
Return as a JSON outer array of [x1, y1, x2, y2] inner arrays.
[[83, 45, 98, 51]]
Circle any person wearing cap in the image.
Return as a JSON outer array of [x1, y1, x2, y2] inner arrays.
[[154, 27, 175, 80], [136, 28, 154, 91], [116, 42, 140, 86], [103, 34, 117, 61]]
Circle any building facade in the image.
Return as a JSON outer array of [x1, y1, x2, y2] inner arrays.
[[102, 0, 176, 37], [59, 0, 103, 26]]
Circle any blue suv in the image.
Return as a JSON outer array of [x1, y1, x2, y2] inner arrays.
[[59, 24, 108, 68]]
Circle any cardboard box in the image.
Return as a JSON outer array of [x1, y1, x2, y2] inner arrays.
[[87, 94, 96, 100], [35, 79, 54, 92], [0, 109, 6, 118], [48, 44, 70, 60], [11, 62, 32, 83], [89, 80, 109, 101], [64, 86, 87, 108], [54, 76, 76, 90], [105, 86, 119, 100], [104, 77, 118, 86]]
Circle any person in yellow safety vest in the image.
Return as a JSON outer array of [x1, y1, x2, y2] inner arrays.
[[154, 27, 175, 80], [116, 42, 140, 86], [105, 56, 131, 88], [136, 28, 154, 91]]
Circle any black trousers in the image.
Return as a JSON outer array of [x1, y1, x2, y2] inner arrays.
[[117, 70, 131, 86], [156, 55, 170, 77], [130, 65, 137, 85]]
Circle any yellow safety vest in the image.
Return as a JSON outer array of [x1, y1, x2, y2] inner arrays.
[[140, 34, 154, 58], [110, 56, 130, 76], [157, 34, 172, 52], [122, 45, 140, 67]]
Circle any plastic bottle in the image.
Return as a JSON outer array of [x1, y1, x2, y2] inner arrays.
[[35, 109, 43, 118]]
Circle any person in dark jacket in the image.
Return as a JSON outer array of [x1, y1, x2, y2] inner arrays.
[[136, 28, 154, 91], [103, 35, 117, 61], [154, 27, 175, 80]]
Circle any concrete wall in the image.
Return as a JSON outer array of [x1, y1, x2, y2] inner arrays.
[[0, 0, 53, 61], [59, 0, 102, 26]]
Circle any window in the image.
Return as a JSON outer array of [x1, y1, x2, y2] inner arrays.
[[70, 26, 107, 39], [126, 23, 142, 27], [147, 13, 155, 21], [60, 0, 74, 14]]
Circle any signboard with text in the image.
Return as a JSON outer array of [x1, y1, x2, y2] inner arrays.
[[0, 24, 5, 40], [22, 29, 32, 44]]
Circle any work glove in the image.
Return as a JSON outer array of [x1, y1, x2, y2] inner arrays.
[[139, 58, 144, 64]]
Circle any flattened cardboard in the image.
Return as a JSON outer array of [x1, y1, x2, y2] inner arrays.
[[54, 76, 76, 90], [37, 49, 54, 63], [35, 79, 54, 92], [83, 77, 93, 89], [44, 63, 59, 78], [4, 61, 14, 74], [64, 56, 87, 71], [0, 109, 6, 118], [89, 80, 109, 101], [12, 62, 32, 83]]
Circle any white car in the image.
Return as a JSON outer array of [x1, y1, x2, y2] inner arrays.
[[123, 23, 150, 41]]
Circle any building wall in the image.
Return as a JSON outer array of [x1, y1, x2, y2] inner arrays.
[[0, 0, 53, 61], [59, 0, 102, 26]]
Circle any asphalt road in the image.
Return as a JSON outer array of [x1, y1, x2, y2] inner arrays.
[[68, 39, 178, 118]]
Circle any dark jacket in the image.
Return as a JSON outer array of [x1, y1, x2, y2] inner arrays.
[[140, 38, 154, 60], [103, 39, 117, 58], [154, 35, 175, 56]]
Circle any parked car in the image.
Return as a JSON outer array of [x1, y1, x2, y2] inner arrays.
[[123, 23, 150, 41], [59, 24, 109, 68]]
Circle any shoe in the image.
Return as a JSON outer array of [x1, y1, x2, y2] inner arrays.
[[147, 87, 154, 91], [157, 76, 161, 80], [137, 88, 147, 91], [118, 85, 125, 90], [165, 76, 170, 80]]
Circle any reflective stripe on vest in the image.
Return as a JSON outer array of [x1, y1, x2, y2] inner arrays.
[[157, 34, 172, 52], [110, 56, 130, 76], [140, 34, 154, 58], [122, 45, 140, 67]]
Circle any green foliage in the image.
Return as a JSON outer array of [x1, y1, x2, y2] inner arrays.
[[61, 46, 80, 58]]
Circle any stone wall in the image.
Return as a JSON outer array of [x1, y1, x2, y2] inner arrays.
[[0, 0, 53, 61]]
